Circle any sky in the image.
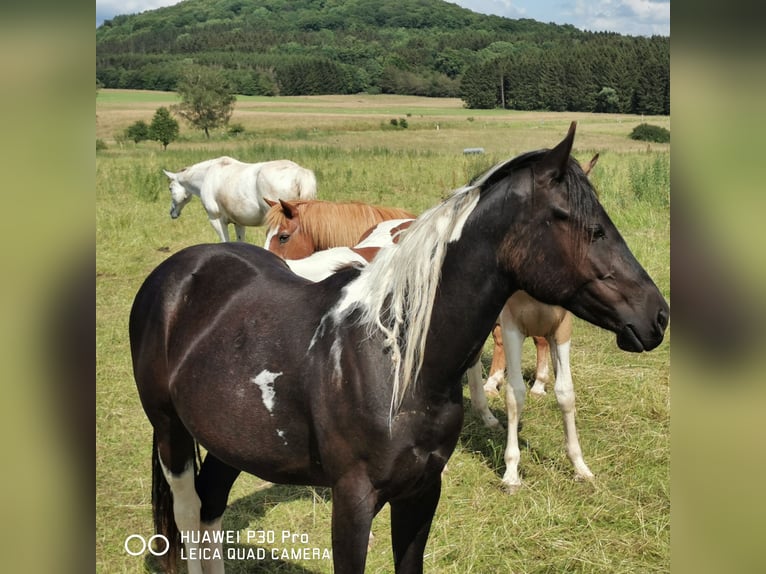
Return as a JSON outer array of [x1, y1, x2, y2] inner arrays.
[[96, 0, 669, 37]]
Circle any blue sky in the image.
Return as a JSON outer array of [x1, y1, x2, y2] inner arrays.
[[96, 0, 669, 37]]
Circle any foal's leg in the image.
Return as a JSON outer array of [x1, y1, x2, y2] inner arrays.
[[331, 472, 379, 574], [550, 338, 594, 481], [195, 454, 242, 574], [483, 324, 506, 395], [390, 478, 441, 574], [467, 360, 501, 428], [499, 307, 527, 492], [529, 336, 551, 396]]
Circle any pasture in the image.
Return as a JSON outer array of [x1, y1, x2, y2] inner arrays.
[[96, 91, 670, 573]]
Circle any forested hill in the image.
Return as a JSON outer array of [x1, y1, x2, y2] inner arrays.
[[96, 0, 669, 114]]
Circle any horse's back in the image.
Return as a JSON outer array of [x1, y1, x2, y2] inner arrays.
[[258, 160, 317, 201], [130, 244, 307, 371]]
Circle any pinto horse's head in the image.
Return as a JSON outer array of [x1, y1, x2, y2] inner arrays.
[[163, 169, 193, 219], [496, 122, 669, 352]]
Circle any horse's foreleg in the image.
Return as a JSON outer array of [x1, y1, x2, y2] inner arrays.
[[331, 473, 378, 574], [195, 454, 242, 574], [550, 340, 594, 482], [499, 308, 527, 493], [466, 360, 501, 429], [390, 478, 441, 574], [483, 324, 505, 395], [208, 218, 230, 242], [529, 336, 551, 396]]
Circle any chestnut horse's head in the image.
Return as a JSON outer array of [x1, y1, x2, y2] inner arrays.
[[263, 199, 315, 259]]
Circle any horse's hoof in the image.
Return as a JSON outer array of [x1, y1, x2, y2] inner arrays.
[[501, 480, 522, 494], [529, 382, 547, 396]]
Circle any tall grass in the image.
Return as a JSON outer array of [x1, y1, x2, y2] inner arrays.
[[97, 93, 669, 573]]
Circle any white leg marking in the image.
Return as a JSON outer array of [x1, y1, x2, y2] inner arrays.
[[201, 516, 225, 574], [499, 309, 527, 493], [551, 341, 594, 481], [467, 361, 501, 429], [251, 370, 282, 414], [530, 338, 550, 396], [484, 369, 505, 396], [158, 458, 204, 574]]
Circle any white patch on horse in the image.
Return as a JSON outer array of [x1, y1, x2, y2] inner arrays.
[[277, 429, 288, 445], [331, 337, 343, 382], [251, 370, 282, 414]]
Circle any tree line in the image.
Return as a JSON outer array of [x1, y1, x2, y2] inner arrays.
[[96, 0, 668, 114]]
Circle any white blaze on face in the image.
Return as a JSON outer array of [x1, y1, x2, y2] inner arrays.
[[251, 370, 282, 414]]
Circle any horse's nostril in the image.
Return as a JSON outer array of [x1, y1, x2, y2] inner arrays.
[[657, 308, 669, 330]]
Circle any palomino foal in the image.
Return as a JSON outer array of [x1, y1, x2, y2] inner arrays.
[[468, 154, 600, 492]]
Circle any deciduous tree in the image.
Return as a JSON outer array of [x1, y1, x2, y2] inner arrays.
[[149, 107, 179, 150], [174, 66, 236, 138]]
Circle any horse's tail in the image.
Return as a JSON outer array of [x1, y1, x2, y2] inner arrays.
[[297, 168, 318, 200], [152, 432, 180, 573]]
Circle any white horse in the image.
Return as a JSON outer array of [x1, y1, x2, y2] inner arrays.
[[163, 156, 317, 242]]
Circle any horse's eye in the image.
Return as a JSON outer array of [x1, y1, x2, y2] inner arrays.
[[589, 225, 606, 242], [278, 234, 290, 244]]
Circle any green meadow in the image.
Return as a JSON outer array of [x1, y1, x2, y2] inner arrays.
[[97, 90, 670, 573]]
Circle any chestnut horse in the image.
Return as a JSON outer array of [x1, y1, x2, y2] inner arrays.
[[130, 124, 668, 574], [263, 198, 414, 259], [163, 156, 317, 242]]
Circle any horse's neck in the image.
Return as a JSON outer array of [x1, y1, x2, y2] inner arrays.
[[181, 167, 207, 196], [422, 225, 514, 388]]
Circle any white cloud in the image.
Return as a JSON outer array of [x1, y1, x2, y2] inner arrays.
[[451, 0, 526, 19], [96, 0, 181, 25], [565, 0, 669, 36]]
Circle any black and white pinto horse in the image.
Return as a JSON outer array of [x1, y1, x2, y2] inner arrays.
[[130, 123, 669, 574]]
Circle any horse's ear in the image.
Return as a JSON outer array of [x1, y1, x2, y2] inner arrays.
[[540, 121, 577, 181], [583, 153, 599, 176], [162, 169, 176, 180], [264, 198, 278, 208], [279, 199, 297, 219]]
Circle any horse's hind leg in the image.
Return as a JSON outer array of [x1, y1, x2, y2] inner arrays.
[[154, 424, 205, 574], [390, 478, 441, 574], [483, 324, 506, 395], [549, 336, 594, 482], [466, 359, 501, 429], [529, 336, 551, 396], [233, 224, 246, 242], [195, 454, 242, 574]]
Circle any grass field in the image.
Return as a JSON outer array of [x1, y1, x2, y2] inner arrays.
[[96, 90, 670, 573]]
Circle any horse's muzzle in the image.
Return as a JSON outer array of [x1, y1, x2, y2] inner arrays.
[[616, 306, 669, 352], [170, 207, 180, 219]]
